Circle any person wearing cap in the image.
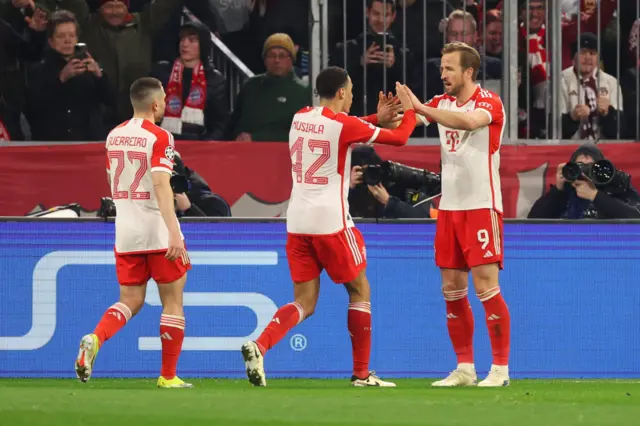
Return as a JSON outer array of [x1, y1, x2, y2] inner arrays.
[[560, 32, 624, 140], [226, 32, 309, 142], [59, 0, 182, 128], [151, 21, 229, 141]]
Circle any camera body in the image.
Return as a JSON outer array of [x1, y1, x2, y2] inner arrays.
[[562, 159, 631, 195]]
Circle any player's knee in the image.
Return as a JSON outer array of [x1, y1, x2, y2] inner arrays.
[[119, 298, 145, 316], [471, 263, 499, 293], [294, 298, 316, 318], [440, 268, 467, 293]]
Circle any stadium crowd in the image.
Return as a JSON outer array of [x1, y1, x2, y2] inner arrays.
[[1, 0, 638, 143]]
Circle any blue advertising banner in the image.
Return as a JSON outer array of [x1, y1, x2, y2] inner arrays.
[[0, 221, 638, 379]]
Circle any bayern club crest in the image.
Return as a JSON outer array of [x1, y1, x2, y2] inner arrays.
[[188, 87, 204, 104], [167, 95, 182, 114]]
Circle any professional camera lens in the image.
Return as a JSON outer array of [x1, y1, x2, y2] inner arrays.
[[590, 159, 616, 186], [561, 162, 583, 182]]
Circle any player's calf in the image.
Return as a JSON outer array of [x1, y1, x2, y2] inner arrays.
[[157, 273, 190, 386]]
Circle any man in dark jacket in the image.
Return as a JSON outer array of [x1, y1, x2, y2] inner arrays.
[[27, 10, 111, 141], [60, 0, 182, 127], [331, 0, 407, 117], [152, 21, 229, 141], [528, 143, 640, 219]]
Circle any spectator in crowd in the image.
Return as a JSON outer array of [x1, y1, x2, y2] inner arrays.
[[482, 10, 503, 59], [561, 0, 616, 70], [528, 143, 640, 219], [226, 33, 308, 142], [426, 10, 501, 99], [1, 0, 50, 140], [62, 0, 182, 128], [518, 0, 548, 138], [331, 0, 406, 116], [560, 33, 623, 140], [27, 10, 112, 141], [152, 21, 229, 141], [207, 0, 259, 72], [621, 18, 639, 139]]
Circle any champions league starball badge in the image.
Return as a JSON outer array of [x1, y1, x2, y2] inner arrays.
[[165, 145, 175, 161]]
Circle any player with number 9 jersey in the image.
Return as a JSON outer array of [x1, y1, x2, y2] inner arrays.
[[402, 42, 511, 388], [242, 68, 417, 388]]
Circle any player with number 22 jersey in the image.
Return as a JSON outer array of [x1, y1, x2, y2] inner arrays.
[[74, 78, 192, 389], [242, 67, 417, 388]]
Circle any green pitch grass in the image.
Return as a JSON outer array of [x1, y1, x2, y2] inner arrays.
[[1, 379, 639, 426]]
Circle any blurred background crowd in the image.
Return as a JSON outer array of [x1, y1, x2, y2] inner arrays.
[[1, 0, 639, 144]]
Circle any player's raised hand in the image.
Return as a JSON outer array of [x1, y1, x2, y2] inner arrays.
[[395, 82, 414, 112], [166, 230, 185, 261], [376, 91, 402, 128]]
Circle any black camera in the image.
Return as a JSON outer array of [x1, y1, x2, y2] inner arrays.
[[562, 159, 630, 193], [363, 160, 441, 193], [170, 172, 190, 194]]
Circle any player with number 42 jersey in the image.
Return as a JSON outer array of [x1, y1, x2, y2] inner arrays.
[[242, 67, 417, 388], [401, 41, 511, 388], [74, 78, 192, 389]]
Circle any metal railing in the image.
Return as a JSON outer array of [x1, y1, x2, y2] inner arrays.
[[313, 0, 639, 144], [182, 7, 254, 111]]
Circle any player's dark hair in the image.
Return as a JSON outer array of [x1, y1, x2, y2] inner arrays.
[[441, 42, 481, 81], [130, 77, 163, 110], [46, 10, 78, 39], [367, 0, 396, 12], [315, 67, 349, 100]]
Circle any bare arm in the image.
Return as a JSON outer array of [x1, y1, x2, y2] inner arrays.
[[415, 106, 491, 131], [151, 171, 180, 236]]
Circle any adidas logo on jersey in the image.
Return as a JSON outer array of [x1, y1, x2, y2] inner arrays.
[[483, 250, 493, 258]]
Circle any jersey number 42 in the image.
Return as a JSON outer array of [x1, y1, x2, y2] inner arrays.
[[290, 137, 330, 185]]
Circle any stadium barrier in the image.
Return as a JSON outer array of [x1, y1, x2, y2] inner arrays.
[[2, 141, 640, 218], [1, 218, 639, 379]]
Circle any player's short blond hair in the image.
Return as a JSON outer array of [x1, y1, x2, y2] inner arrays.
[[441, 42, 481, 81]]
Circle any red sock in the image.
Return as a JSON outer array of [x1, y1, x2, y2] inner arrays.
[[443, 290, 474, 364], [255, 302, 304, 355], [160, 314, 185, 379], [348, 302, 371, 379], [478, 288, 511, 366], [93, 302, 132, 345]]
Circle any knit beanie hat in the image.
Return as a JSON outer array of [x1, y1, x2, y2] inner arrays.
[[263, 33, 296, 61]]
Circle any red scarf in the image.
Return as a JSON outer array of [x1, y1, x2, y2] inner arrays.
[[0, 119, 10, 141], [161, 60, 207, 135], [520, 23, 548, 109]]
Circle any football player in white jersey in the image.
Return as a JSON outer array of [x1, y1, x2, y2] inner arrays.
[[242, 67, 417, 387], [400, 42, 511, 387], [75, 77, 193, 389]]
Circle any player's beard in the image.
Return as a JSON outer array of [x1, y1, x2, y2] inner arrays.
[[444, 80, 463, 97]]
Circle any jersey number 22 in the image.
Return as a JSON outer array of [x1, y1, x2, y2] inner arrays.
[[108, 150, 151, 200], [290, 137, 330, 185]]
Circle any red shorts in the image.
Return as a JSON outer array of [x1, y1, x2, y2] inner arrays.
[[286, 227, 367, 284], [434, 208, 504, 270], [115, 249, 192, 286]]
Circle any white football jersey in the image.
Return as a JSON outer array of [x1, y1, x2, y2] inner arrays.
[[105, 118, 182, 254], [286, 106, 417, 235], [420, 86, 505, 212]]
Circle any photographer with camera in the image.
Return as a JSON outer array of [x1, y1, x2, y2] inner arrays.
[[349, 145, 440, 219], [528, 143, 640, 219], [171, 151, 231, 217]]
